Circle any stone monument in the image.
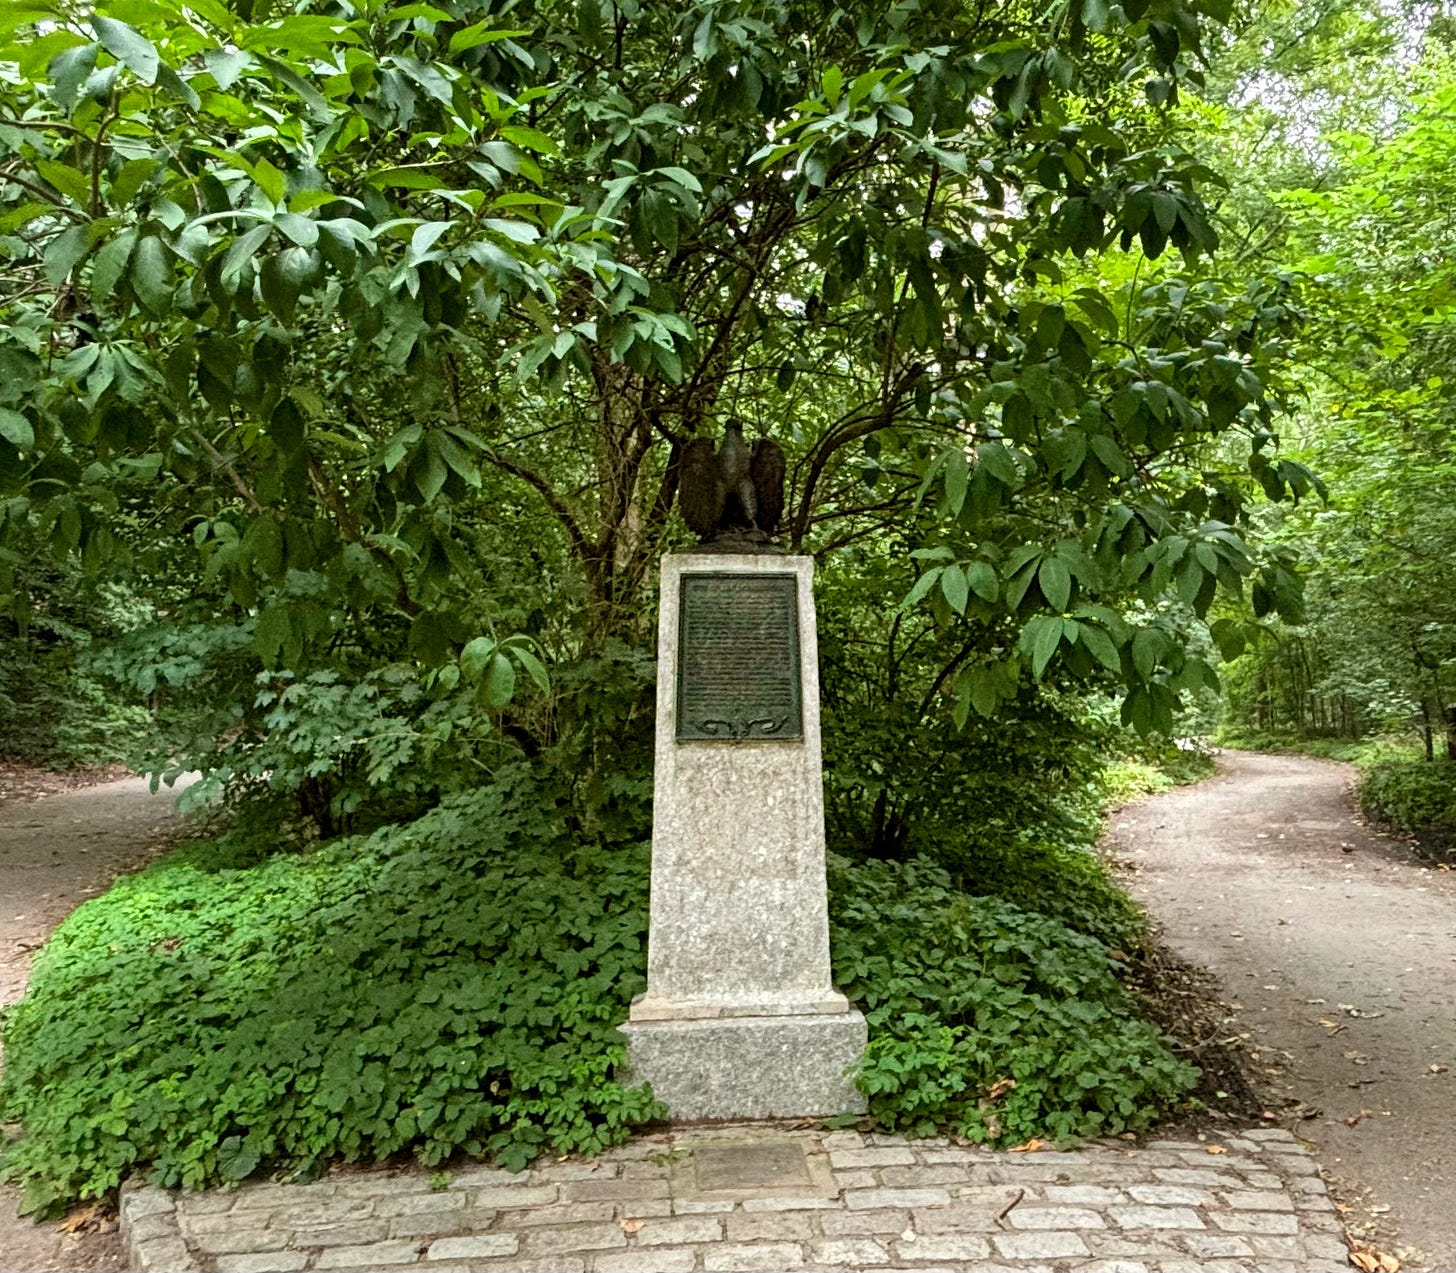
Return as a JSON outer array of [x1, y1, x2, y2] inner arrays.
[[619, 424, 866, 1120]]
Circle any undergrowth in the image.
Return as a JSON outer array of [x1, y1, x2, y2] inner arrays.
[[1359, 759, 1456, 851], [0, 763, 1198, 1213]]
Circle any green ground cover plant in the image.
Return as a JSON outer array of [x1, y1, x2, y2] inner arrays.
[[1, 761, 1197, 1214], [1359, 759, 1456, 853]]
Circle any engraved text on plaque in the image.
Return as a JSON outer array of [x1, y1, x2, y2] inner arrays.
[[676, 573, 802, 742]]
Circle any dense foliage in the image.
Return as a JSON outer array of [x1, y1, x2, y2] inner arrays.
[[1209, 10, 1456, 759], [1359, 759, 1456, 853], [0, 764, 1195, 1213]]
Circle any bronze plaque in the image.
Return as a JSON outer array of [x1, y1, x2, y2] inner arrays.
[[676, 573, 802, 742]]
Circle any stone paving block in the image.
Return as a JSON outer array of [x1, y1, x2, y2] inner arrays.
[[1240, 1170, 1283, 1190], [896, 1232, 992, 1261], [446, 1164, 531, 1188], [191, 1228, 293, 1256], [820, 1132, 868, 1151], [740, 1195, 839, 1212], [522, 1221, 629, 1254], [1243, 1128, 1298, 1143], [639, 1214, 727, 1245], [538, 1162, 624, 1182], [1005, 1205, 1107, 1229], [127, 1214, 180, 1244], [376, 1193, 468, 1218], [498, 1202, 618, 1227], [445, 1259, 586, 1273], [1266, 1152, 1319, 1175], [1041, 1184, 1126, 1206], [911, 1202, 1003, 1234], [809, 1237, 891, 1265], [1179, 1233, 1255, 1258], [829, 1148, 916, 1169], [876, 1165, 972, 1188], [425, 1234, 520, 1260], [1151, 1168, 1241, 1188], [182, 1192, 239, 1216], [1078, 1262, 1151, 1273], [122, 1186, 178, 1224], [273, 1197, 379, 1229], [672, 1197, 736, 1214], [1290, 1175, 1329, 1195], [818, 1208, 911, 1236], [1248, 1233, 1306, 1260], [135, 1237, 196, 1271], [564, 1179, 670, 1202], [1221, 1188, 1295, 1210], [1106, 1204, 1203, 1230], [621, 1196, 676, 1219], [845, 1187, 951, 1210], [835, 1170, 879, 1190], [1126, 1185, 1216, 1207], [701, 1242, 806, 1270], [308, 1221, 397, 1247], [593, 1248, 698, 1272], [228, 1183, 302, 1211], [387, 1212, 473, 1239], [317, 1240, 423, 1268], [181, 1211, 250, 1237], [620, 1161, 672, 1180], [1209, 1208, 1299, 1234], [330, 1174, 435, 1199], [470, 1184, 559, 1207], [726, 1211, 816, 1243], [992, 1229, 1092, 1259], [1305, 1234, 1353, 1263], [214, 1254, 309, 1273]]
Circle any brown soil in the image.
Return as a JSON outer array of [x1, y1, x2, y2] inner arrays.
[[0, 774, 189, 1272], [1112, 750, 1456, 1271]]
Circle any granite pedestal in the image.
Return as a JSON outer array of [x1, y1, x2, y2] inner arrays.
[[620, 552, 866, 1119]]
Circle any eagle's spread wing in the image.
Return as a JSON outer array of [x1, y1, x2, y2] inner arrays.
[[750, 438, 786, 534], [678, 437, 724, 539]]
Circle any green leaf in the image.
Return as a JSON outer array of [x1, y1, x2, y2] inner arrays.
[[483, 652, 515, 707], [940, 564, 969, 615], [967, 561, 998, 602], [36, 159, 90, 205], [129, 235, 173, 314], [899, 567, 942, 610], [91, 16, 159, 85], [1021, 616, 1063, 679], [510, 645, 550, 691], [1038, 557, 1071, 612], [0, 408, 35, 450], [460, 636, 494, 679]]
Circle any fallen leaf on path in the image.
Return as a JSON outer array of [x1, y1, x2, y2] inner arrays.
[[1205, 1145, 1227, 1155], [620, 1219, 645, 1235], [1344, 1108, 1373, 1127], [57, 1202, 103, 1234], [1008, 1138, 1046, 1153], [986, 1077, 1017, 1100], [1428, 1064, 1448, 1074], [1349, 1247, 1401, 1272]]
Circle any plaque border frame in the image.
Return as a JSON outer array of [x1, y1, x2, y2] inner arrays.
[[674, 570, 804, 744]]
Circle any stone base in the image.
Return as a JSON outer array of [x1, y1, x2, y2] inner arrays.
[[620, 1010, 868, 1121]]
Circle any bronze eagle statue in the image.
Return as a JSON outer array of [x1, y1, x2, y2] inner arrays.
[[677, 420, 786, 544]]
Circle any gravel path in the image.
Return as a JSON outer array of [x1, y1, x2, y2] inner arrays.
[[1112, 749, 1456, 1271], [1, 774, 187, 1272]]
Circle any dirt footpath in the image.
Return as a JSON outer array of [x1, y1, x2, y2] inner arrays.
[[1, 775, 187, 1272], [1112, 750, 1456, 1271]]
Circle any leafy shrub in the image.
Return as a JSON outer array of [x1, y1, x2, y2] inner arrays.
[[1360, 759, 1456, 845], [2, 775, 1194, 1212], [829, 857, 1198, 1142], [0, 770, 662, 1214]]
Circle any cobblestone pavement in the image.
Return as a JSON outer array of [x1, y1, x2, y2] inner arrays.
[[121, 1126, 1349, 1273]]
